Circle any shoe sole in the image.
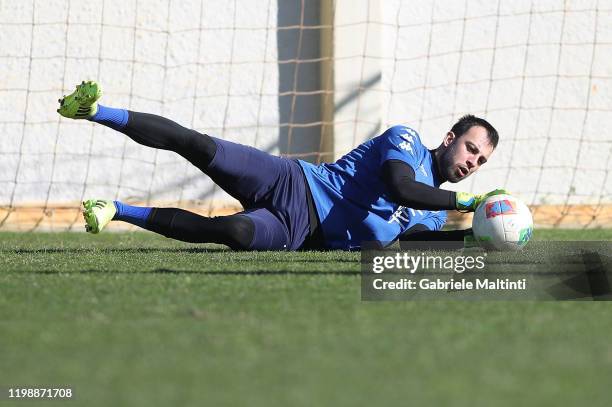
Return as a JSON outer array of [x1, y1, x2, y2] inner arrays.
[[82, 201, 100, 234], [58, 81, 102, 119], [76, 81, 101, 105]]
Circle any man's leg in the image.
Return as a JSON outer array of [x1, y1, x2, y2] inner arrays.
[[119, 111, 291, 207], [82, 199, 289, 250], [60, 82, 301, 249], [58, 81, 292, 207], [117, 111, 217, 172], [147, 207, 289, 250], [145, 207, 255, 249]]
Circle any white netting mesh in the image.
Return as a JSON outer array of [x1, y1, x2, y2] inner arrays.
[[1, 0, 610, 230]]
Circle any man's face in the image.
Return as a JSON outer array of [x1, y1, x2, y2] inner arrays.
[[437, 125, 494, 183]]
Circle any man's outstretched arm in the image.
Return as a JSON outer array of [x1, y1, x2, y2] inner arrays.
[[382, 159, 456, 210], [382, 160, 505, 211]]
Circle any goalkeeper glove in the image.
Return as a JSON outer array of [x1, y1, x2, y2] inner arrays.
[[455, 189, 508, 212]]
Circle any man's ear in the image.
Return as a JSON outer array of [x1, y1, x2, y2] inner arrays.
[[443, 131, 456, 147]]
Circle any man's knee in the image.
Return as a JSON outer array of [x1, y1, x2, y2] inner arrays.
[[182, 131, 218, 169], [222, 215, 255, 250]]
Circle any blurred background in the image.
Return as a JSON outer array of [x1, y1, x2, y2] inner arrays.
[[1, 0, 611, 230]]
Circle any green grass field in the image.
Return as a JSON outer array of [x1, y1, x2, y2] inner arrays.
[[1, 229, 611, 406]]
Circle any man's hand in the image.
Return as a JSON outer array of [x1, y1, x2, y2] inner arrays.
[[455, 189, 508, 212]]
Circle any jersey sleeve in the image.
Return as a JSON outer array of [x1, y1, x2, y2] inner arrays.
[[415, 210, 448, 232], [379, 125, 426, 171]]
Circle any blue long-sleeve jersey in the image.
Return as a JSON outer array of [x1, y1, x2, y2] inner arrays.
[[298, 125, 447, 250]]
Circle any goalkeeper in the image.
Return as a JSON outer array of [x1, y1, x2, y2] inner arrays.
[[57, 81, 502, 251]]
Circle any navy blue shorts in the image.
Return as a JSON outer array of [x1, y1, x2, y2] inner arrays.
[[207, 137, 311, 250]]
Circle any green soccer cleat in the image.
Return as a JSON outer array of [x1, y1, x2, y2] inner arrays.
[[57, 80, 102, 119], [82, 199, 116, 234]]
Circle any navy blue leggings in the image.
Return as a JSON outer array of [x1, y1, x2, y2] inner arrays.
[[120, 111, 310, 250]]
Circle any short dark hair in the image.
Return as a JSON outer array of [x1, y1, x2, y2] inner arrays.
[[450, 114, 499, 148]]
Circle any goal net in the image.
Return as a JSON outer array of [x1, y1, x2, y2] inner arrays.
[[1, 0, 611, 230]]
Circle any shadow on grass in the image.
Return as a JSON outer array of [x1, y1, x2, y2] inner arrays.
[[154, 268, 358, 276]]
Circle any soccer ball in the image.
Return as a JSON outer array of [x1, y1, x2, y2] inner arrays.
[[472, 194, 533, 251]]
